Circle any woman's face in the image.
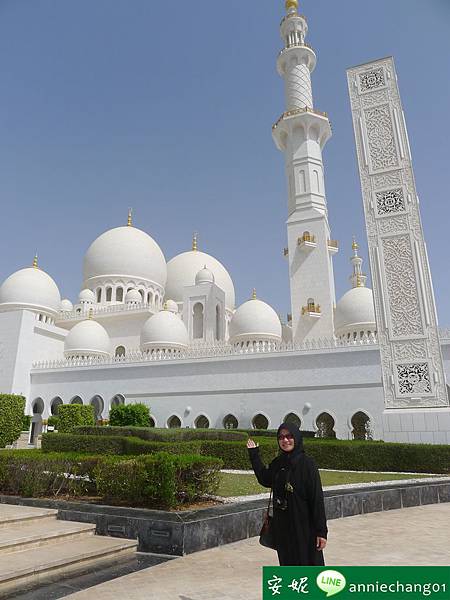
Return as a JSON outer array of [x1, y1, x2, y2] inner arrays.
[[278, 428, 295, 453]]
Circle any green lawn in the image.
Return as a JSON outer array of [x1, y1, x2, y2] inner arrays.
[[217, 471, 436, 497]]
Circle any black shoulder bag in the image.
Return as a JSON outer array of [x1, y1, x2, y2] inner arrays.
[[259, 488, 276, 549]]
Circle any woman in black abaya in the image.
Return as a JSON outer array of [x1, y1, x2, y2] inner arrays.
[[247, 422, 327, 566]]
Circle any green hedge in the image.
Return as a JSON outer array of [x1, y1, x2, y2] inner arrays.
[[109, 403, 151, 427], [0, 450, 100, 497], [58, 405, 95, 433], [74, 426, 247, 442], [41, 432, 202, 457], [0, 394, 26, 448], [95, 452, 222, 508]]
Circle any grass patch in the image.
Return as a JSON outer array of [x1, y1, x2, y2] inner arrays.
[[216, 470, 437, 497]]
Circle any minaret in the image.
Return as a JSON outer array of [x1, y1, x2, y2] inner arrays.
[[349, 238, 367, 289], [273, 0, 337, 343]]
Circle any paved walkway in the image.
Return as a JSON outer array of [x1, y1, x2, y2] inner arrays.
[[65, 503, 450, 600]]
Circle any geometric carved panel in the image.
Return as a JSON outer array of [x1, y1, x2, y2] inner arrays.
[[365, 105, 399, 171], [359, 68, 386, 92], [375, 188, 405, 216], [396, 362, 431, 395]]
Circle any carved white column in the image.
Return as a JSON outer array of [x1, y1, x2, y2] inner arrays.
[[347, 58, 449, 434]]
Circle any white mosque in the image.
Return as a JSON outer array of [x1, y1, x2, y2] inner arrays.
[[0, 1, 449, 445]]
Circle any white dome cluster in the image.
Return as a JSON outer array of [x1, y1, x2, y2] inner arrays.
[[140, 308, 188, 353], [64, 319, 111, 358], [335, 287, 376, 339], [79, 289, 96, 304], [0, 265, 61, 317], [166, 250, 235, 311], [125, 289, 142, 304], [83, 226, 167, 289], [229, 293, 282, 346]]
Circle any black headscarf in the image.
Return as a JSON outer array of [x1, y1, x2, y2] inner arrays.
[[273, 422, 305, 507]]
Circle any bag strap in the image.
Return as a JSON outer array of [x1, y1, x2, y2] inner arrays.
[[266, 488, 272, 514]]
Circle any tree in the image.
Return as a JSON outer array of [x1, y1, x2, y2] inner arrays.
[[0, 394, 26, 448]]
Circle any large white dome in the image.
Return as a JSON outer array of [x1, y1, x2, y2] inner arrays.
[[166, 251, 235, 310], [335, 286, 376, 337], [229, 298, 282, 344], [141, 309, 189, 351], [64, 319, 111, 358], [0, 267, 61, 316], [83, 226, 167, 289]]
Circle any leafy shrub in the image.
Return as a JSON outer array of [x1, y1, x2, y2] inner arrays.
[[74, 426, 246, 442], [57, 405, 95, 433], [109, 404, 150, 427], [42, 432, 202, 457], [0, 450, 100, 497], [0, 395, 26, 448], [21, 414, 32, 432], [47, 416, 59, 429], [95, 452, 222, 508]]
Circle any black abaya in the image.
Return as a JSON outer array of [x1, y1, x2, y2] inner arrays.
[[248, 424, 328, 566]]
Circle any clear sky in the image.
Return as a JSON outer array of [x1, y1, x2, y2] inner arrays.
[[1, 0, 449, 325]]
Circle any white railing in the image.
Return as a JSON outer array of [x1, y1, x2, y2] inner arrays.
[[32, 335, 380, 371], [57, 302, 156, 321]]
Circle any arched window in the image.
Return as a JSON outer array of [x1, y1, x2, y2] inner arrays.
[[149, 416, 156, 428], [110, 394, 125, 407], [139, 290, 145, 302], [215, 305, 220, 340], [193, 302, 204, 339], [351, 411, 372, 440], [70, 396, 83, 405], [97, 288, 102, 303], [316, 412, 336, 438], [106, 287, 112, 302], [154, 294, 159, 307], [50, 397, 63, 416], [148, 291, 153, 305], [115, 346, 126, 358], [194, 415, 210, 429], [252, 413, 269, 430], [307, 297, 315, 312], [223, 414, 238, 429], [32, 398, 44, 415], [284, 412, 301, 428], [116, 287, 124, 302], [167, 415, 182, 429], [90, 395, 104, 421]]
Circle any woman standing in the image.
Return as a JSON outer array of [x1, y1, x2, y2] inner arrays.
[[247, 422, 327, 566]]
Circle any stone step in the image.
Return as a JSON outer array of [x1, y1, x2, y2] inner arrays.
[[0, 536, 138, 598], [0, 519, 96, 554], [0, 505, 57, 529]]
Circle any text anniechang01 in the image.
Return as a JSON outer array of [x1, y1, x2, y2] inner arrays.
[[349, 582, 446, 596]]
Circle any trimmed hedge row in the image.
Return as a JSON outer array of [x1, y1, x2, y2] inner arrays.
[[42, 433, 202, 457], [58, 405, 94, 433], [0, 394, 26, 448], [0, 450, 222, 508], [73, 426, 247, 442]]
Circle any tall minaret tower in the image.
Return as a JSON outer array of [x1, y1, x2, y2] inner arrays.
[[273, 0, 337, 343]]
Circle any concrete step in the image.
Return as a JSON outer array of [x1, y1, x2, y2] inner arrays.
[[0, 535, 138, 598], [0, 519, 96, 554], [0, 505, 57, 529]]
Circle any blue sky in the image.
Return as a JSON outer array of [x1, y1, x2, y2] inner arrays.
[[1, 0, 449, 325]]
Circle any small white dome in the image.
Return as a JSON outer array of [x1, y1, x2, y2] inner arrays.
[[335, 286, 376, 337], [164, 299, 179, 313], [141, 309, 189, 351], [195, 266, 215, 285], [229, 298, 282, 344], [64, 319, 111, 358], [125, 289, 143, 304], [166, 250, 235, 311], [60, 299, 73, 312], [0, 266, 61, 316], [83, 226, 167, 289], [79, 289, 96, 304]]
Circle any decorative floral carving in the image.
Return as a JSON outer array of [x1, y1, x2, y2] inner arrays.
[[361, 90, 389, 107], [372, 171, 402, 189], [360, 68, 385, 92], [365, 105, 399, 171], [396, 362, 431, 395], [376, 188, 405, 215], [378, 216, 409, 234], [393, 341, 427, 361], [382, 235, 423, 337]]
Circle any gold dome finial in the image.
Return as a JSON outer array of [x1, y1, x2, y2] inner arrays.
[[356, 274, 363, 287], [285, 0, 298, 13], [127, 208, 133, 227], [88, 308, 94, 320], [192, 232, 198, 251], [251, 288, 257, 300], [352, 236, 359, 252], [163, 301, 168, 310], [32, 254, 38, 269]]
